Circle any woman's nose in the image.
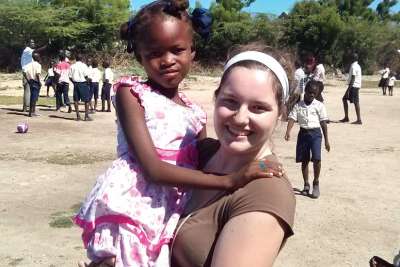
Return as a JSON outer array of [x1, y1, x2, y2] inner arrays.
[[232, 106, 249, 125]]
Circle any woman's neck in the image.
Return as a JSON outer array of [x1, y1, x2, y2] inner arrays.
[[205, 144, 273, 174]]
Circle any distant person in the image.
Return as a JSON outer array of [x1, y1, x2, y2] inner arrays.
[[20, 39, 47, 112], [340, 53, 362, 124], [101, 60, 113, 112], [378, 64, 390, 95], [388, 72, 396, 96], [22, 53, 42, 117], [312, 55, 325, 102], [294, 60, 306, 99], [285, 80, 330, 199], [44, 60, 56, 97], [69, 54, 92, 121], [54, 53, 72, 113], [89, 59, 101, 112]]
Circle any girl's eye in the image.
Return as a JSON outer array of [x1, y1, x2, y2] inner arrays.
[[146, 51, 162, 58], [172, 47, 186, 54]]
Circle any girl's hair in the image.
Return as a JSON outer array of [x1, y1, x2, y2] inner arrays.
[[215, 43, 295, 113], [120, 0, 191, 59], [92, 59, 98, 68]]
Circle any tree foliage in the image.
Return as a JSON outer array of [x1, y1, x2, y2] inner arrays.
[[0, 0, 130, 71]]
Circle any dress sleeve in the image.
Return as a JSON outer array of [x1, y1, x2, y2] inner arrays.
[[112, 76, 146, 108]]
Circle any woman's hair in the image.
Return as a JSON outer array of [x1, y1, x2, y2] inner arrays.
[[120, 0, 191, 59], [215, 43, 295, 113]]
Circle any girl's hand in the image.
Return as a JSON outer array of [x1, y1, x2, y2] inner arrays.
[[227, 158, 284, 191]]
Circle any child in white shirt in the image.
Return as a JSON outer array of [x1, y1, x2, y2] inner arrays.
[[388, 73, 396, 96], [285, 80, 330, 199]]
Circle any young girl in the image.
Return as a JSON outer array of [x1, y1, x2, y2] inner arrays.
[[74, 1, 280, 266]]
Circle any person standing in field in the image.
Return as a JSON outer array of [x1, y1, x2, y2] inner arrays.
[[69, 54, 92, 121], [388, 72, 396, 96], [285, 80, 330, 199], [44, 60, 56, 97], [311, 55, 325, 102], [340, 53, 362, 125], [89, 59, 101, 112], [378, 64, 390, 95], [101, 60, 113, 112], [20, 39, 47, 112], [54, 53, 72, 113], [22, 53, 42, 117]]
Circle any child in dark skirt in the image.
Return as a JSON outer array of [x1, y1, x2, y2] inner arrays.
[[101, 60, 114, 112], [285, 80, 330, 198]]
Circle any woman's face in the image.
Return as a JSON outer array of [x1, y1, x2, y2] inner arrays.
[[214, 66, 280, 156]]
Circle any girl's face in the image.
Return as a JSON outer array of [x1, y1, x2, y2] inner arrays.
[[137, 17, 195, 90], [214, 67, 280, 156]]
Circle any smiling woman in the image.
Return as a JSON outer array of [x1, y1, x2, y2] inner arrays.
[[171, 43, 296, 267]]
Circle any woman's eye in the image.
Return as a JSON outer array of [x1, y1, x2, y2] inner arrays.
[[219, 98, 237, 109], [251, 105, 270, 113]]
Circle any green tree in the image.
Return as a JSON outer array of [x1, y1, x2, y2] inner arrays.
[[376, 0, 398, 20], [281, 1, 344, 64]]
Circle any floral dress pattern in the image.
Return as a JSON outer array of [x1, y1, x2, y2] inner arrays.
[[74, 76, 206, 267]]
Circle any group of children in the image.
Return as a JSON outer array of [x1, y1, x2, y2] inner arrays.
[[25, 52, 114, 120], [379, 66, 396, 96]]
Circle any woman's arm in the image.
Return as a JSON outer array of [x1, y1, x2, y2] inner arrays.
[[116, 87, 277, 190], [210, 212, 285, 267]]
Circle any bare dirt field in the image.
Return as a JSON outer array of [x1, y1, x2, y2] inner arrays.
[[0, 73, 399, 266]]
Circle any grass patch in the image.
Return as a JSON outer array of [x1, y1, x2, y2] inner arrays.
[[46, 152, 114, 165], [8, 257, 23, 266], [362, 80, 380, 88], [49, 203, 81, 228], [0, 95, 55, 106]]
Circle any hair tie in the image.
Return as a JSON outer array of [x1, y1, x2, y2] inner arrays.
[[224, 51, 290, 103], [191, 8, 212, 39]]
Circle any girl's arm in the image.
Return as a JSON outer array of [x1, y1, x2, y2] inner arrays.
[[320, 121, 330, 152], [116, 87, 277, 191]]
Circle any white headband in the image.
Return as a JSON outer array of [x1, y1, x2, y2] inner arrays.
[[223, 51, 289, 102]]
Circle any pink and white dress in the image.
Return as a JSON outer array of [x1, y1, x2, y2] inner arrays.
[[74, 76, 206, 267]]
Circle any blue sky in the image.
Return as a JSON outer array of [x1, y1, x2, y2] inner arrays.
[[131, 0, 400, 14]]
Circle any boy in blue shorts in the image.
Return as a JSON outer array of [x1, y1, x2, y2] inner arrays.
[[285, 80, 330, 198]]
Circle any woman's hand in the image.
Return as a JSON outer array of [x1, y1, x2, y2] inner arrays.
[[227, 158, 284, 191]]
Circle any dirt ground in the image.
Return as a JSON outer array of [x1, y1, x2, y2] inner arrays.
[[0, 73, 399, 267]]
